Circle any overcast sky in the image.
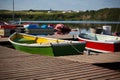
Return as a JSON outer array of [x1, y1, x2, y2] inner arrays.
[[0, 0, 120, 11]]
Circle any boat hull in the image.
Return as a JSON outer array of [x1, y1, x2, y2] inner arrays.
[[12, 43, 85, 56], [51, 43, 85, 56], [9, 32, 86, 56], [77, 34, 120, 53], [12, 44, 54, 56]]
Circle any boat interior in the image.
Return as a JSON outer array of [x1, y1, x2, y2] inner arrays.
[[79, 33, 120, 43], [10, 33, 68, 45]]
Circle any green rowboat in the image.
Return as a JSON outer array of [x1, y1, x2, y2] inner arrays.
[[8, 32, 86, 56]]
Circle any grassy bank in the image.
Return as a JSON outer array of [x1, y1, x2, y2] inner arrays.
[[0, 8, 120, 21]]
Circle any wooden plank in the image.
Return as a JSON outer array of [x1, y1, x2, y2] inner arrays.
[[58, 52, 120, 63], [86, 74, 120, 80], [0, 46, 32, 59], [0, 46, 120, 80], [0, 37, 8, 42], [0, 63, 101, 79], [41, 68, 119, 80]]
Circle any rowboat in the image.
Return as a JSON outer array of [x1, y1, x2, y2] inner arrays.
[[77, 33, 120, 53], [8, 32, 86, 56]]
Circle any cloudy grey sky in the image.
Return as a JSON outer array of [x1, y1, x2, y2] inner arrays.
[[0, 0, 120, 11]]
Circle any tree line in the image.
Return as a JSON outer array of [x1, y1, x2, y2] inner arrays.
[[0, 8, 120, 21]]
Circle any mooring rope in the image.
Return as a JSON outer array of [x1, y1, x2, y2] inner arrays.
[[69, 42, 83, 54]]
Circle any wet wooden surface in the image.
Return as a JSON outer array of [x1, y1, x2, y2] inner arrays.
[[0, 46, 120, 80], [0, 37, 8, 42], [58, 52, 120, 64]]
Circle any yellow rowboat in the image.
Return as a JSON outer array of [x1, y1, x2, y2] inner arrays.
[[9, 32, 86, 56]]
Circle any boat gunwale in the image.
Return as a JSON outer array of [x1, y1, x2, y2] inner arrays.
[[77, 34, 120, 44], [8, 32, 52, 47], [9, 32, 86, 47]]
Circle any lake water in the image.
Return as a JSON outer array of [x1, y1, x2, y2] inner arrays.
[[17, 20, 120, 36], [19, 20, 120, 24], [47, 28, 90, 37]]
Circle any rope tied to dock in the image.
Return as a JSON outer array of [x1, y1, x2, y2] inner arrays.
[[69, 42, 83, 54]]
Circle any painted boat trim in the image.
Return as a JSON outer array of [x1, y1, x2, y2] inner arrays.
[[86, 47, 112, 53], [77, 34, 120, 44]]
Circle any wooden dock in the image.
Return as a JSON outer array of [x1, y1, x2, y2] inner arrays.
[[58, 52, 120, 64], [0, 46, 120, 80]]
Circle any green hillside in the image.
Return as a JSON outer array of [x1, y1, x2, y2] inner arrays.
[[0, 8, 120, 21]]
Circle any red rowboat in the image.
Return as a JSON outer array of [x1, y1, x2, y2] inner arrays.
[[77, 33, 120, 53]]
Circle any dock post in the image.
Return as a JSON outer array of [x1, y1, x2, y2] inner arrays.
[[87, 49, 91, 55], [72, 35, 74, 40]]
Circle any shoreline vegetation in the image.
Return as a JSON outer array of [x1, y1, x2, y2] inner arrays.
[[0, 8, 120, 32], [0, 8, 120, 21]]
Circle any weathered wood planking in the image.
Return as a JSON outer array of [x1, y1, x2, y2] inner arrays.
[[0, 46, 120, 80], [58, 52, 120, 63]]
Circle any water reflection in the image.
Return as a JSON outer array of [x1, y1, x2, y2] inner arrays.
[[24, 23, 120, 35], [54, 28, 90, 36]]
